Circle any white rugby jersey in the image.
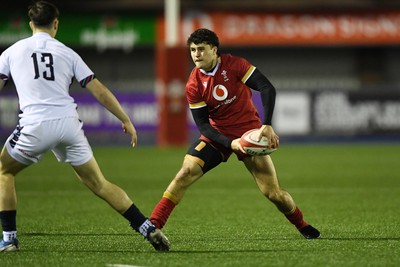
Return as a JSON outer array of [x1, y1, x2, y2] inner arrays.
[[0, 32, 94, 126]]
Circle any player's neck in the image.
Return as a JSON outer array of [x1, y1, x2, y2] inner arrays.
[[205, 57, 219, 73], [30, 20, 58, 38]]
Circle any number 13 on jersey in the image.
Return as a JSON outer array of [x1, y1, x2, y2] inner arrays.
[[31, 52, 55, 81]]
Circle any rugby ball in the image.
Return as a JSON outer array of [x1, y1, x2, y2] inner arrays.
[[239, 129, 277, 156]]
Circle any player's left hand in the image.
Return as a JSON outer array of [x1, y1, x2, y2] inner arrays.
[[231, 138, 246, 154], [256, 125, 279, 149]]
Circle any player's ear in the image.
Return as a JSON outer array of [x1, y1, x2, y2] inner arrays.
[[212, 46, 218, 55], [52, 19, 59, 37], [54, 19, 59, 30], [29, 21, 34, 31]]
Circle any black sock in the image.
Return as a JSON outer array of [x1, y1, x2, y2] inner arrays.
[[0, 210, 17, 231], [122, 204, 148, 230]]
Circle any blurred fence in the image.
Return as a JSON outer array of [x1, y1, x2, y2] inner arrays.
[[1, 89, 399, 145]]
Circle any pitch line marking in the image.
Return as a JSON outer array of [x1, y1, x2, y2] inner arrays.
[[107, 264, 147, 267]]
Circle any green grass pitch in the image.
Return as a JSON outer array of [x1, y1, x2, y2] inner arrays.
[[1, 143, 399, 266]]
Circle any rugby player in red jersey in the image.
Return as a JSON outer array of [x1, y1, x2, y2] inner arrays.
[[150, 28, 320, 240]]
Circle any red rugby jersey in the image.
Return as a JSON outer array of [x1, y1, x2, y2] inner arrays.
[[186, 53, 261, 139]]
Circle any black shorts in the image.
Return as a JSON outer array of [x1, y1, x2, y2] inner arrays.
[[186, 139, 224, 174]]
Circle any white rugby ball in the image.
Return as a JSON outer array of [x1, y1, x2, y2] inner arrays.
[[239, 129, 277, 156]]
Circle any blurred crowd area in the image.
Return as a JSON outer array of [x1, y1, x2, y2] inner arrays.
[[2, 0, 400, 93]]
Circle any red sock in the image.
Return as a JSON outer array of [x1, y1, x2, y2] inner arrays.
[[150, 197, 176, 229], [285, 207, 308, 230]]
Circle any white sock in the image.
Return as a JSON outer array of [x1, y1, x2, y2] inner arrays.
[[2, 231, 17, 242], [138, 219, 154, 237]]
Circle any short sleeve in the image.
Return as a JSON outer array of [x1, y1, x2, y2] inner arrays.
[[71, 51, 94, 86], [0, 49, 10, 80]]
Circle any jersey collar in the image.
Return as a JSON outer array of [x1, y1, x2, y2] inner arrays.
[[33, 32, 53, 38]]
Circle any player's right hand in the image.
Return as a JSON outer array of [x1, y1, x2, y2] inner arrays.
[[122, 122, 137, 148], [257, 125, 279, 149]]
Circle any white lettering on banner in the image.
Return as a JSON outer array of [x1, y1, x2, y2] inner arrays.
[[274, 93, 310, 135], [0, 32, 30, 46], [376, 102, 400, 128], [81, 29, 138, 52], [265, 15, 336, 39], [314, 92, 400, 132], [191, 12, 400, 43], [124, 104, 158, 125], [338, 15, 400, 38], [77, 105, 102, 126], [222, 15, 338, 39]]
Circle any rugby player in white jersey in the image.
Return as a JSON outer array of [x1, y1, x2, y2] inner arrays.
[[0, 0, 170, 252]]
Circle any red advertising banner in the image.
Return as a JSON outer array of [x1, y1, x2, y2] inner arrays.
[[158, 11, 400, 46]]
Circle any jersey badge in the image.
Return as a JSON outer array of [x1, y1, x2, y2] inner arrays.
[[221, 70, 229, 82]]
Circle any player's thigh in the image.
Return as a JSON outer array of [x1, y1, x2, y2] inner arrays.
[[71, 156, 105, 190], [185, 139, 224, 174], [243, 155, 279, 188], [52, 118, 93, 166], [0, 145, 29, 176]]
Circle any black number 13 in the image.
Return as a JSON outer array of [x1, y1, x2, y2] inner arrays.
[[31, 52, 55, 81]]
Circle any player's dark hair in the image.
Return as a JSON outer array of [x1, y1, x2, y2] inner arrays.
[[28, 1, 59, 28], [187, 28, 220, 52]]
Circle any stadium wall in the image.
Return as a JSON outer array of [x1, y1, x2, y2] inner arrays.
[[1, 10, 400, 145]]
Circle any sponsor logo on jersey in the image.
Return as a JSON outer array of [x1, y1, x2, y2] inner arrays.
[[212, 84, 228, 101]]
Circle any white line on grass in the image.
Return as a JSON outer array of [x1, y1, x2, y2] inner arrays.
[[107, 264, 147, 267]]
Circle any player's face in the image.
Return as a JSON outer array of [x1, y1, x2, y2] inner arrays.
[[189, 43, 218, 71]]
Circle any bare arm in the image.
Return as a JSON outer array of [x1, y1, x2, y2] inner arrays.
[[85, 78, 137, 147], [0, 79, 5, 91]]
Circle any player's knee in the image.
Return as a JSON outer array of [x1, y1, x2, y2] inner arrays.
[[179, 165, 191, 176], [81, 175, 106, 194], [262, 188, 283, 203], [173, 165, 200, 188], [175, 166, 192, 182]]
